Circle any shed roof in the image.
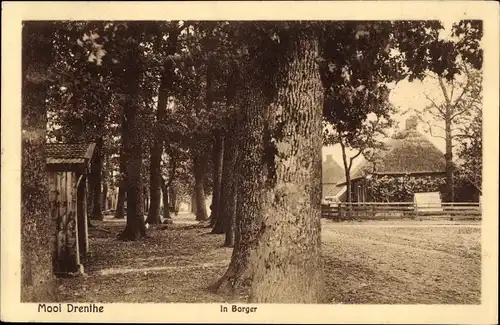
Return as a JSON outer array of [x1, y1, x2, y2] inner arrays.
[[46, 143, 96, 165]]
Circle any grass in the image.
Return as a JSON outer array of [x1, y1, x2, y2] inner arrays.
[[55, 215, 481, 304]]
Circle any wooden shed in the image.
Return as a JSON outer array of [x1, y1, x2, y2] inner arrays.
[[46, 142, 95, 276]]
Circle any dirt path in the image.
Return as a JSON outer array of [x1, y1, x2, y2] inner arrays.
[[55, 217, 481, 304], [321, 220, 481, 304]]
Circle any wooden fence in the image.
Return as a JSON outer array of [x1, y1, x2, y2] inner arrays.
[[321, 202, 481, 221]]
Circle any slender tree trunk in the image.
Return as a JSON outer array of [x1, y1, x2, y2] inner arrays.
[[161, 179, 171, 220], [91, 137, 103, 220], [148, 28, 179, 224], [220, 128, 239, 246], [215, 29, 324, 303], [214, 63, 239, 236], [21, 22, 56, 302], [147, 138, 162, 224], [445, 111, 455, 202], [86, 169, 94, 215], [210, 130, 224, 228], [102, 151, 110, 211], [340, 142, 353, 218], [191, 192, 197, 215], [170, 187, 178, 213], [115, 184, 126, 219], [102, 153, 108, 211], [144, 184, 149, 214], [115, 136, 127, 219], [102, 182, 108, 211], [193, 154, 209, 221]]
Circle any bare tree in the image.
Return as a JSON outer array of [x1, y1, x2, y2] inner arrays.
[[416, 63, 482, 202]]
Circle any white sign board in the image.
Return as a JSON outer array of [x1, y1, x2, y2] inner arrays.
[[414, 192, 442, 212]]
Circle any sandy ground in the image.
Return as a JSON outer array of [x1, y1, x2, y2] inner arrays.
[[55, 215, 481, 304]]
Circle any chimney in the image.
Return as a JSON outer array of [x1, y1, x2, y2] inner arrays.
[[405, 115, 419, 130]]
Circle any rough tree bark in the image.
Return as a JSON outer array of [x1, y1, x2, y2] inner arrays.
[[119, 26, 147, 240], [215, 27, 324, 303], [90, 137, 103, 220], [193, 154, 209, 221], [147, 29, 179, 224], [21, 21, 56, 302], [119, 96, 147, 239], [209, 130, 224, 229]]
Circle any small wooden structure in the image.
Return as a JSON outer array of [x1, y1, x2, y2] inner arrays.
[[46, 142, 95, 276]]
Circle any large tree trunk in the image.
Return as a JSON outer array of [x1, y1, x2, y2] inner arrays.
[[119, 96, 147, 240], [193, 154, 209, 221], [21, 21, 56, 302], [215, 28, 324, 303], [91, 137, 103, 220], [209, 130, 224, 229], [119, 27, 147, 240], [148, 28, 179, 224]]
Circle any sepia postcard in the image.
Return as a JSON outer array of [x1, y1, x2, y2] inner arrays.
[[1, 1, 499, 323]]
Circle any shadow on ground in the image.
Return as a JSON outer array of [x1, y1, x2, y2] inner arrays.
[[55, 216, 481, 304]]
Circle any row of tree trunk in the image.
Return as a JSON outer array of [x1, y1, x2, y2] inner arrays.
[[22, 23, 326, 304]]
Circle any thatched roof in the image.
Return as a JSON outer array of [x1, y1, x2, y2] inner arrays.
[[322, 155, 344, 184], [323, 184, 346, 197], [322, 155, 345, 198], [337, 127, 445, 185]]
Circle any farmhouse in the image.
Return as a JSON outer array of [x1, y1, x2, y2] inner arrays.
[[46, 142, 96, 276], [322, 154, 346, 202], [337, 119, 448, 203]]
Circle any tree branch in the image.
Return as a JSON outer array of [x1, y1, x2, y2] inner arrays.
[[449, 79, 455, 102], [451, 65, 472, 112], [348, 149, 364, 170], [423, 92, 446, 116], [423, 121, 446, 140], [451, 106, 472, 121], [424, 71, 438, 80]]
